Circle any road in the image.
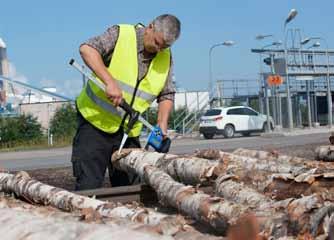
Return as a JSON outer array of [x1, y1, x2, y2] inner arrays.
[[0, 132, 329, 171]]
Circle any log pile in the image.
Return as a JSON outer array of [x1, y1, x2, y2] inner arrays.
[[2, 147, 334, 239], [112, 148, 334, 239]]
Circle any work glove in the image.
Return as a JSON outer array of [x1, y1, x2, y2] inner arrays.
[[157, 137, 171, 153]]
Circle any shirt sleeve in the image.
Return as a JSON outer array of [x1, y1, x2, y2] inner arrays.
[[157, 57, 176, 103], [80, 25, 119, 66]]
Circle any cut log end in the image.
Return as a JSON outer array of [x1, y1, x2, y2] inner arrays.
[[315, 145, 334, 162], [111, 148, 135, 162], [227, 213, 263, 240], [194, 149, 221, 160]]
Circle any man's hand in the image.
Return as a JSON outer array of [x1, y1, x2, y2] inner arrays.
[[106, 80, 123, 106], [79, 45, 123, 106], [157, 137, 171, 153]]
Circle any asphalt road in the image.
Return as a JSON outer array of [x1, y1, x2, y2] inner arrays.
[[0, 132, 329, 171]]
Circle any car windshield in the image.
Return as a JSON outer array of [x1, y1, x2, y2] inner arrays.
[[204, 109, 222, 116]]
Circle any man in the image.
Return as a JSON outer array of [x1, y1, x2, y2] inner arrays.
[[71, 14, 181, 190]]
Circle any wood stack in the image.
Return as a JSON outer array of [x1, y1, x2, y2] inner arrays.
[[1, 147, 334, 239]]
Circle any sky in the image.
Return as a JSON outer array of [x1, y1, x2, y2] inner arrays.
[[1, 0, 333, 98]]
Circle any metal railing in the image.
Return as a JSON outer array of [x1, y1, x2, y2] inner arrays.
[[181, 102, 209, 134], [173, 92, 209, 132]]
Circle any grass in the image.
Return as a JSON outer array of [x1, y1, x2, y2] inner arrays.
[[0, 137, 73, 152]]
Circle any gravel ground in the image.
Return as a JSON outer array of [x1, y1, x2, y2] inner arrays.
[[18, 142, 326, 191]]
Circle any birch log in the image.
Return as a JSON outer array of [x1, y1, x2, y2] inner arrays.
[[214, 175, 272, 209], [0, 208, 172, 240], [0, 172, 186, 235], [114, 149, 224, 184], [232, 148, 307, 164], [113, 151, 292, 237], [233, 148, 334, 170], [195, 149, 307, 192], [195, 149, 307, 175], [196, 149, 334, 237], [315, 146, 334, 162], [263, 172, 334, 201]]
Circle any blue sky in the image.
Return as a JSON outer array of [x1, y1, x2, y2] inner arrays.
[[1, 0, 333, 97]]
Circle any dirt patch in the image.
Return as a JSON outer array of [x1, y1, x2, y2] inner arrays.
[[16, 167, 111, 191]]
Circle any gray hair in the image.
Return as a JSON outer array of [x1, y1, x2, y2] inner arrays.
[[152, 14, 181, 46]]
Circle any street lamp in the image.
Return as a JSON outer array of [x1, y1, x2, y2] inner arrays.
[[284, 9, 298, 27], [301, 36, 332, 127], [284, 8, 298, 130], [307, 42, 321, 49], [255, 34, 273, 40], [209, 41, 235, 106]]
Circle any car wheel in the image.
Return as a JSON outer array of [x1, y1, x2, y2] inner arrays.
[[242, 132, 251, 137], [223, 124, 235, 138], [203, 133, 214, 139], [262, 122, 274, 132]]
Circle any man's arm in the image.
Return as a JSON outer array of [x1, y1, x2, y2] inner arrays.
[[157, 99, 173, 135], [156, 57, 176, 135], [79, 45, 122, 106], [79, 25, 123, 106]]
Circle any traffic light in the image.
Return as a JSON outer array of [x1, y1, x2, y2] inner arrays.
[[263, 57, 272, 65]]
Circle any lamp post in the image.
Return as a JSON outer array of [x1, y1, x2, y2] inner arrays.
[[301, 37, 332, 128], [209, 41, 235, 107], [284, 9, 298, 130]]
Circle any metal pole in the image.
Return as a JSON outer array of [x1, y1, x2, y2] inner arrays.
[[284, 29, 294, 130], [269, 54, 276, 129], [265, 80, 271, 132], [278, 94, 282, 126], [306, 80, 312, 128], [323, 39, 332, 128], [209, 42, 234, 107], [258, 54, 264, 114]]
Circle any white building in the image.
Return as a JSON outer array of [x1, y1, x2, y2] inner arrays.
[[151, 90, 210, 112]]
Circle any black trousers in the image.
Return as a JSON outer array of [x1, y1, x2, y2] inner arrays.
[[71, 111, 141, 190]]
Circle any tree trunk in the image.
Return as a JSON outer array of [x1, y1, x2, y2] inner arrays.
[[0, 172, 186, 236], [195, 149, 306, 174], [315, 146, 334, 162], [232, 148, 307, 164], [113, 151, 293, 238], [214, 175, 272, 209], [0, 207, 172, 240], [215, 175, 330, 238], [264, 172, 334, 201], [233, 148, 334, 169], [113, 149, 224, 185], [191, 149, 334, 238]]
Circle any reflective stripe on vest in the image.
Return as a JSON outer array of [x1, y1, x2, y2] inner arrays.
[[76, 24, 170, 137]]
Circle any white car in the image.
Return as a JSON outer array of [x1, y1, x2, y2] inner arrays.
[[199, 106, 274, 139]]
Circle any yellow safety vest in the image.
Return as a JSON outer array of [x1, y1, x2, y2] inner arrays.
[[76, 24, 171, 137]]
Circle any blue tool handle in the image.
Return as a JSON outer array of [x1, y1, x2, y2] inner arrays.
[[147, 126, 164, 151]]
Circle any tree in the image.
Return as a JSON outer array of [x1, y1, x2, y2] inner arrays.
[[0, 114, 43, 145], [49, 103, 77, 141]]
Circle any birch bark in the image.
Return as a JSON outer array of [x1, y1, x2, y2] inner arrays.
[[0, 172, 186, 235]]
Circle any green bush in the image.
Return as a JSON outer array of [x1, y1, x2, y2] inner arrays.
[[0, 114, 44, 148], [49, 103, 77, 142]]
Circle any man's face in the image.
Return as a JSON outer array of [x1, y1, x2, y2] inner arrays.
[[144, 24, 168, 53]]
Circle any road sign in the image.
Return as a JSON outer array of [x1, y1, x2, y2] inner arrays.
[[267, 75, 283, 86]]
